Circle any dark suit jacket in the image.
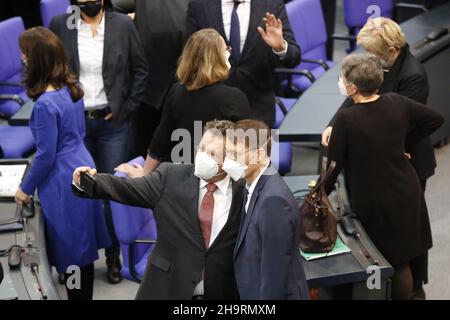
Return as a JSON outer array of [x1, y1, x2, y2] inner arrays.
[[49, 10, 149, 124], [328, 44, 434, 180], [149, 82, 253, 162], [73, 163, 244, 300], [233, 166, 309, 300], [134, 0, 189, 110], [186, 0, 301, 127]]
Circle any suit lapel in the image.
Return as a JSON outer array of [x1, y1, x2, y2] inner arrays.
[[233, 172, 271, 258], [186, 167, 206, 251], [240, 0, 267, 60], [209, 0, 227, 40], [102, 11, 113, 87], [68, 17, 80, 75]]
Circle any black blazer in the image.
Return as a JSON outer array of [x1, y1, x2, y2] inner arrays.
[[233, 166, 309, 300], [329, 44, 434, 180], [149, 82, 253, 162], [186, 0, 301, 127], [73, 163, 245, 300], [49, 10, 149, 124], [134, 0, 189, 110]]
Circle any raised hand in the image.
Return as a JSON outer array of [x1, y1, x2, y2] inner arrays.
[[257, 12, 285, 52]]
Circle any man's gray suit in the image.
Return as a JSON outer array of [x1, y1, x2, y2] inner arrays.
[[73, 163, 244, 300]]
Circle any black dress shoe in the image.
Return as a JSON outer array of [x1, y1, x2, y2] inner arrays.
[[106, 258, 123, 285]]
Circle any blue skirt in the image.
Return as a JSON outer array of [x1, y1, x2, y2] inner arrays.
[[38, 145, 111, 273]]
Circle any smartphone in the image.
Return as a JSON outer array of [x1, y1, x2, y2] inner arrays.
[[80, 171, 96, 197]]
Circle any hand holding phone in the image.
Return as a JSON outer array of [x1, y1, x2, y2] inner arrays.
[[80, 171, 96, 197]]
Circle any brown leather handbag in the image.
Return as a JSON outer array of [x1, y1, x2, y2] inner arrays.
[[299, 158, 338, 253]]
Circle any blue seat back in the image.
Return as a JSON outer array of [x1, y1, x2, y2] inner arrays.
[[0, 17, 25, 94], [40, 0, 71, 27], [0, 125, 35, 159], [344, 0, 393, 30], [110, 157, 157, 280], [286, 0, 328, 70]]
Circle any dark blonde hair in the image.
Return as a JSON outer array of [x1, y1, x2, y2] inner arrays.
[[19, 27, 83, 101], [177, 29, 229, 91]]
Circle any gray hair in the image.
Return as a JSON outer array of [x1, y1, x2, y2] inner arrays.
[[341, 53, 384, 96]]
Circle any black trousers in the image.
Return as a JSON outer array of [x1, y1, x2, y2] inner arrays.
[[129, 103, 161, 159], [64, 263, 95, 300]]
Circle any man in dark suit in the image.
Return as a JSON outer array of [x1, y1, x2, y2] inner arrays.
[[222, 120, 309, 300], [118, 0, 191, 158], [72, 120, 245, 300], [186, 0, 301, 127]]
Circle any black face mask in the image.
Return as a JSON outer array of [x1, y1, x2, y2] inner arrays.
[[77, 0, 103, 18]]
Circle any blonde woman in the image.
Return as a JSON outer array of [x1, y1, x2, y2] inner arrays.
[[322, 17, 433, 299], [117, 28, 252, 177]]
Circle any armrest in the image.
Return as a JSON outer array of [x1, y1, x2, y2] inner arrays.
[[274, 68, 316, 84], [301, 58, 330, 71], [128, 239, 157, 283], [274, 68, 316, 95], [275, 96, 288, 116], [0, 81, 24, 88], [395, 3, 427, 12], [330, 34, 357, 42], [0, 94, 25, 106]]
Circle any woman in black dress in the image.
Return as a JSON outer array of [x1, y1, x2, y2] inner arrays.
[[325, 53, 444, 300], [323, 17, 435, 298]]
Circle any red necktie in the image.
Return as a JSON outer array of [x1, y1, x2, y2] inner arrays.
[[199, 183, 218, 249]]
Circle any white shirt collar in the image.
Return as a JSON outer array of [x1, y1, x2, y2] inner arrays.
[[77, 12, 105, 33], [246, 162, 270, 194], [200, 175, 231, 194]]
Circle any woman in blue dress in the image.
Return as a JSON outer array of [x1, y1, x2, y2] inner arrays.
[[14, 27, 110, 300]]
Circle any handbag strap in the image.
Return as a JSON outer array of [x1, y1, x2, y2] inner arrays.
[[309, 158, 336, 197]]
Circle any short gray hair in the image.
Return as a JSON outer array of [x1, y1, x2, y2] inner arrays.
[[341, 53, 384, 96]]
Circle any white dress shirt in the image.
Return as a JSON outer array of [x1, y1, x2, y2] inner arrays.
[[193, 175, 233, 296], [245, 162, 270, 213], [77, 15, 109, 110], [221, 0, 288, 57]]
